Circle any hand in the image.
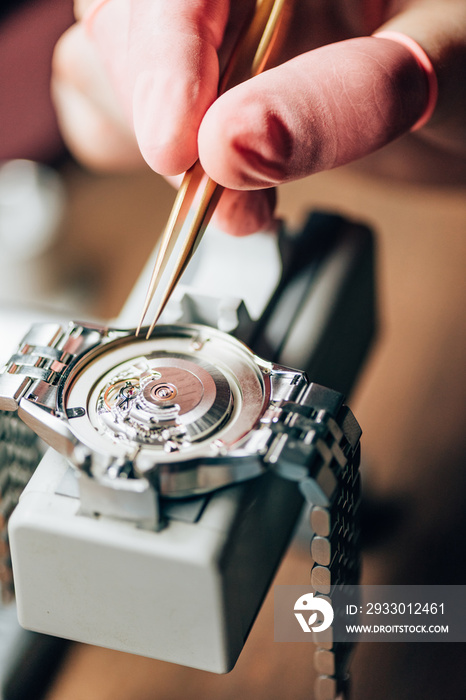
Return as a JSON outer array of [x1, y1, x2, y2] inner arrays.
[[52, 0, 466, 235]]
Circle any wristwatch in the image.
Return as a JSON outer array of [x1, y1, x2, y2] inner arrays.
[[0, 318, 360, 699]]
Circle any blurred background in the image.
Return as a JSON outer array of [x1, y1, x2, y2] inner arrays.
[[1, 1, 466, 699]]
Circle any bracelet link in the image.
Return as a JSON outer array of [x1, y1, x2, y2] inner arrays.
[[0, 411, 43, 602]]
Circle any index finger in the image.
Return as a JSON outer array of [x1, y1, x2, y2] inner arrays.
[[84, 0, 232, 175]]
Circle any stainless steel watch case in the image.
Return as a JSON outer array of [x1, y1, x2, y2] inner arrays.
[[1, 322, 306, 520]]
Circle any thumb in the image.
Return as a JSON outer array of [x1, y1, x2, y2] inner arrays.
[[198, 36, 431, 189]]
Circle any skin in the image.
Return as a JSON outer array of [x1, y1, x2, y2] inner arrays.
[[51, 0, 466, 235]]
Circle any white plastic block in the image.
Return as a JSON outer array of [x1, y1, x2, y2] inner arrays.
[[9, 449, 302, 672]]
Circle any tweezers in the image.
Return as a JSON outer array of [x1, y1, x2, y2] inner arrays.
[[136, 0, 288, 338]]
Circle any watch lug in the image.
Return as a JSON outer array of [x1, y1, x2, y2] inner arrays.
[[26, 379, 59, 412], [154, 452, 265, 499], [18, 399, 77, 457], [77, 470, 161, 531], [268, 367, 308, 403]]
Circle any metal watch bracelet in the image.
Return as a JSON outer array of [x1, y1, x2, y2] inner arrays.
[[0, 322, 112, 602], [0, 412, 43, 603], [265, 382, 361, 700], [0, 321, 115, 414], [0, 322, 362, 700]]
